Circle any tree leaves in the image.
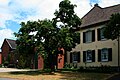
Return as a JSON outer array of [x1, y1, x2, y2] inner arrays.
[[54, 0, 81, 28], [15, 0, 81, 69], [104, 13, 120, 40]]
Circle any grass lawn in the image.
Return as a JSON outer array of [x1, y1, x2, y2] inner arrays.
[[0, 70, 113, 80]]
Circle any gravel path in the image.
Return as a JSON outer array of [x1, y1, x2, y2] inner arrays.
[[0, 78, 17, 80], [0, 68, 29, 72]]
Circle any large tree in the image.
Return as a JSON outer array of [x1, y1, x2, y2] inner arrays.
[[15, 0, 81, 69], [104, 13, 120, 67], [53, 0, 81, 50]]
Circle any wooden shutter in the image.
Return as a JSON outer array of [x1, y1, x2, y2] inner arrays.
[[83, 32, 86, 43], [70, 53, 72, 63], [92, 30, 95, 42], [77, 52, 80, 62], [108, 48, 112, 61], [97, 28, 100, 41], [98, 49, 101, 62], [83, 51, 86, 62], [78, 33, 80, 44], [92, 50, 95, 62]]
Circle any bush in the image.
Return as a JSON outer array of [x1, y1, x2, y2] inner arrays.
[[4, 61, 9, 68], [78, 65, 119, 73], [17, 55, 26, 69], [8, 64, 15, 68]]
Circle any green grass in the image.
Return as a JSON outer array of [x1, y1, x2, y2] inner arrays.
[[0, 70, 113, 80]]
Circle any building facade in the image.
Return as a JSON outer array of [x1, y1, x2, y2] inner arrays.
[[67, 4, 120, 67], [1, 38, 17, 64]]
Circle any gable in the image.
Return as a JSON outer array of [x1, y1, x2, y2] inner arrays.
[[1, 39, 17, 50]]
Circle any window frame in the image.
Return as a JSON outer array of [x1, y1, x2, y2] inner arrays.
[[98, 27, 107, 41], [83, 30, 95, 43], [98, 48, 112, 62], [70, 52, 80, 63], [73, 53, 78, 62], [101, 48, 108, 62], [86, 50, 92, 62], [85, 31, 92, 43]]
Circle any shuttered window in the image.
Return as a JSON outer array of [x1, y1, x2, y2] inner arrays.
[[70, 52, 80, 63], [83, 50, 95, 62], [97, 28, 106, 41], [98, 48, 112, 62], [83, 30, 95, 43]]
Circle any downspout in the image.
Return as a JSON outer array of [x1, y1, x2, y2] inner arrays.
[[118, 36, 120, 69]]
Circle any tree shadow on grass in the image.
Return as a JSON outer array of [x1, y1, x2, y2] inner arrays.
[[9, 70, 57, 76]]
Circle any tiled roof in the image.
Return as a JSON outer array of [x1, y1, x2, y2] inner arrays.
[[80, 4, 120, 28], [6, 39, 17, 49]]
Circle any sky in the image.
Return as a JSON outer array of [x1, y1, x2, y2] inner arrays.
[[0, 0, 120, 48]]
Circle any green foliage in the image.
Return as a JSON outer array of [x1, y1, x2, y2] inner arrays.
[[104, 13, 120, 40], [53, 0, 81, 51], [53, 0, 81, 28], [18, 55, 26, 69], [4, 61, 9, 67], [14, 0, 81, 69]]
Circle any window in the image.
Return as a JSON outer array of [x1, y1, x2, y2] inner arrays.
[[101, 49, 108, 61], [98, 48, 112, 62], [100, 28, 105, 39], [73, 53, 78, 62], [86, 50, 92, 62], [70, 52, 80, 63], [97, 27, 106, 41], [85, 31, 92, 43], [83, 50, 95, 62], [83, 30, 95, 43]]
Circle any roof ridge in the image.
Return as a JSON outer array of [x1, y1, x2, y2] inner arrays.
[[103, 4, 120, 9], [6, 38, 16, 41], [81, 5, 102, 19], [5, 38, 13, 49], [80, 3, 120, 28]]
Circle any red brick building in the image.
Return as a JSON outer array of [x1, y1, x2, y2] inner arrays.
[[1, 39, 17, 64], [1, 38, 65, 69]]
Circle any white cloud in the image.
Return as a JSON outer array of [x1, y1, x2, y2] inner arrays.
[[0, 28, 14, 47], [99, 0, 120, 7], [0, 0, 120, 48]]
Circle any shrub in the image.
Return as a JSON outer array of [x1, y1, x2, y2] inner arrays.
[[17, 55, 26, 69], [4, 61, 9, 68]]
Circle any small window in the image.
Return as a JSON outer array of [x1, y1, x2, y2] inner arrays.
[[101, 48, 108, 61], [98, 48, 112, 62], [98, 27, 106, 41], [83, 50, 95, 62], [83, 30, 95, 43], [86, 50, 92, 62], [70, 52, 80, 63], [86, 31, 92, 43], [100, 28, 106, 40], [73, 53, 78, 62]]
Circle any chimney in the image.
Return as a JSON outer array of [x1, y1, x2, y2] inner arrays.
[[94, 3, 98, 7]]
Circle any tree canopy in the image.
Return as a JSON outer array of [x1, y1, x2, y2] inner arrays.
[[14, 0, 81, 69], [104, 13, 120, 40]]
